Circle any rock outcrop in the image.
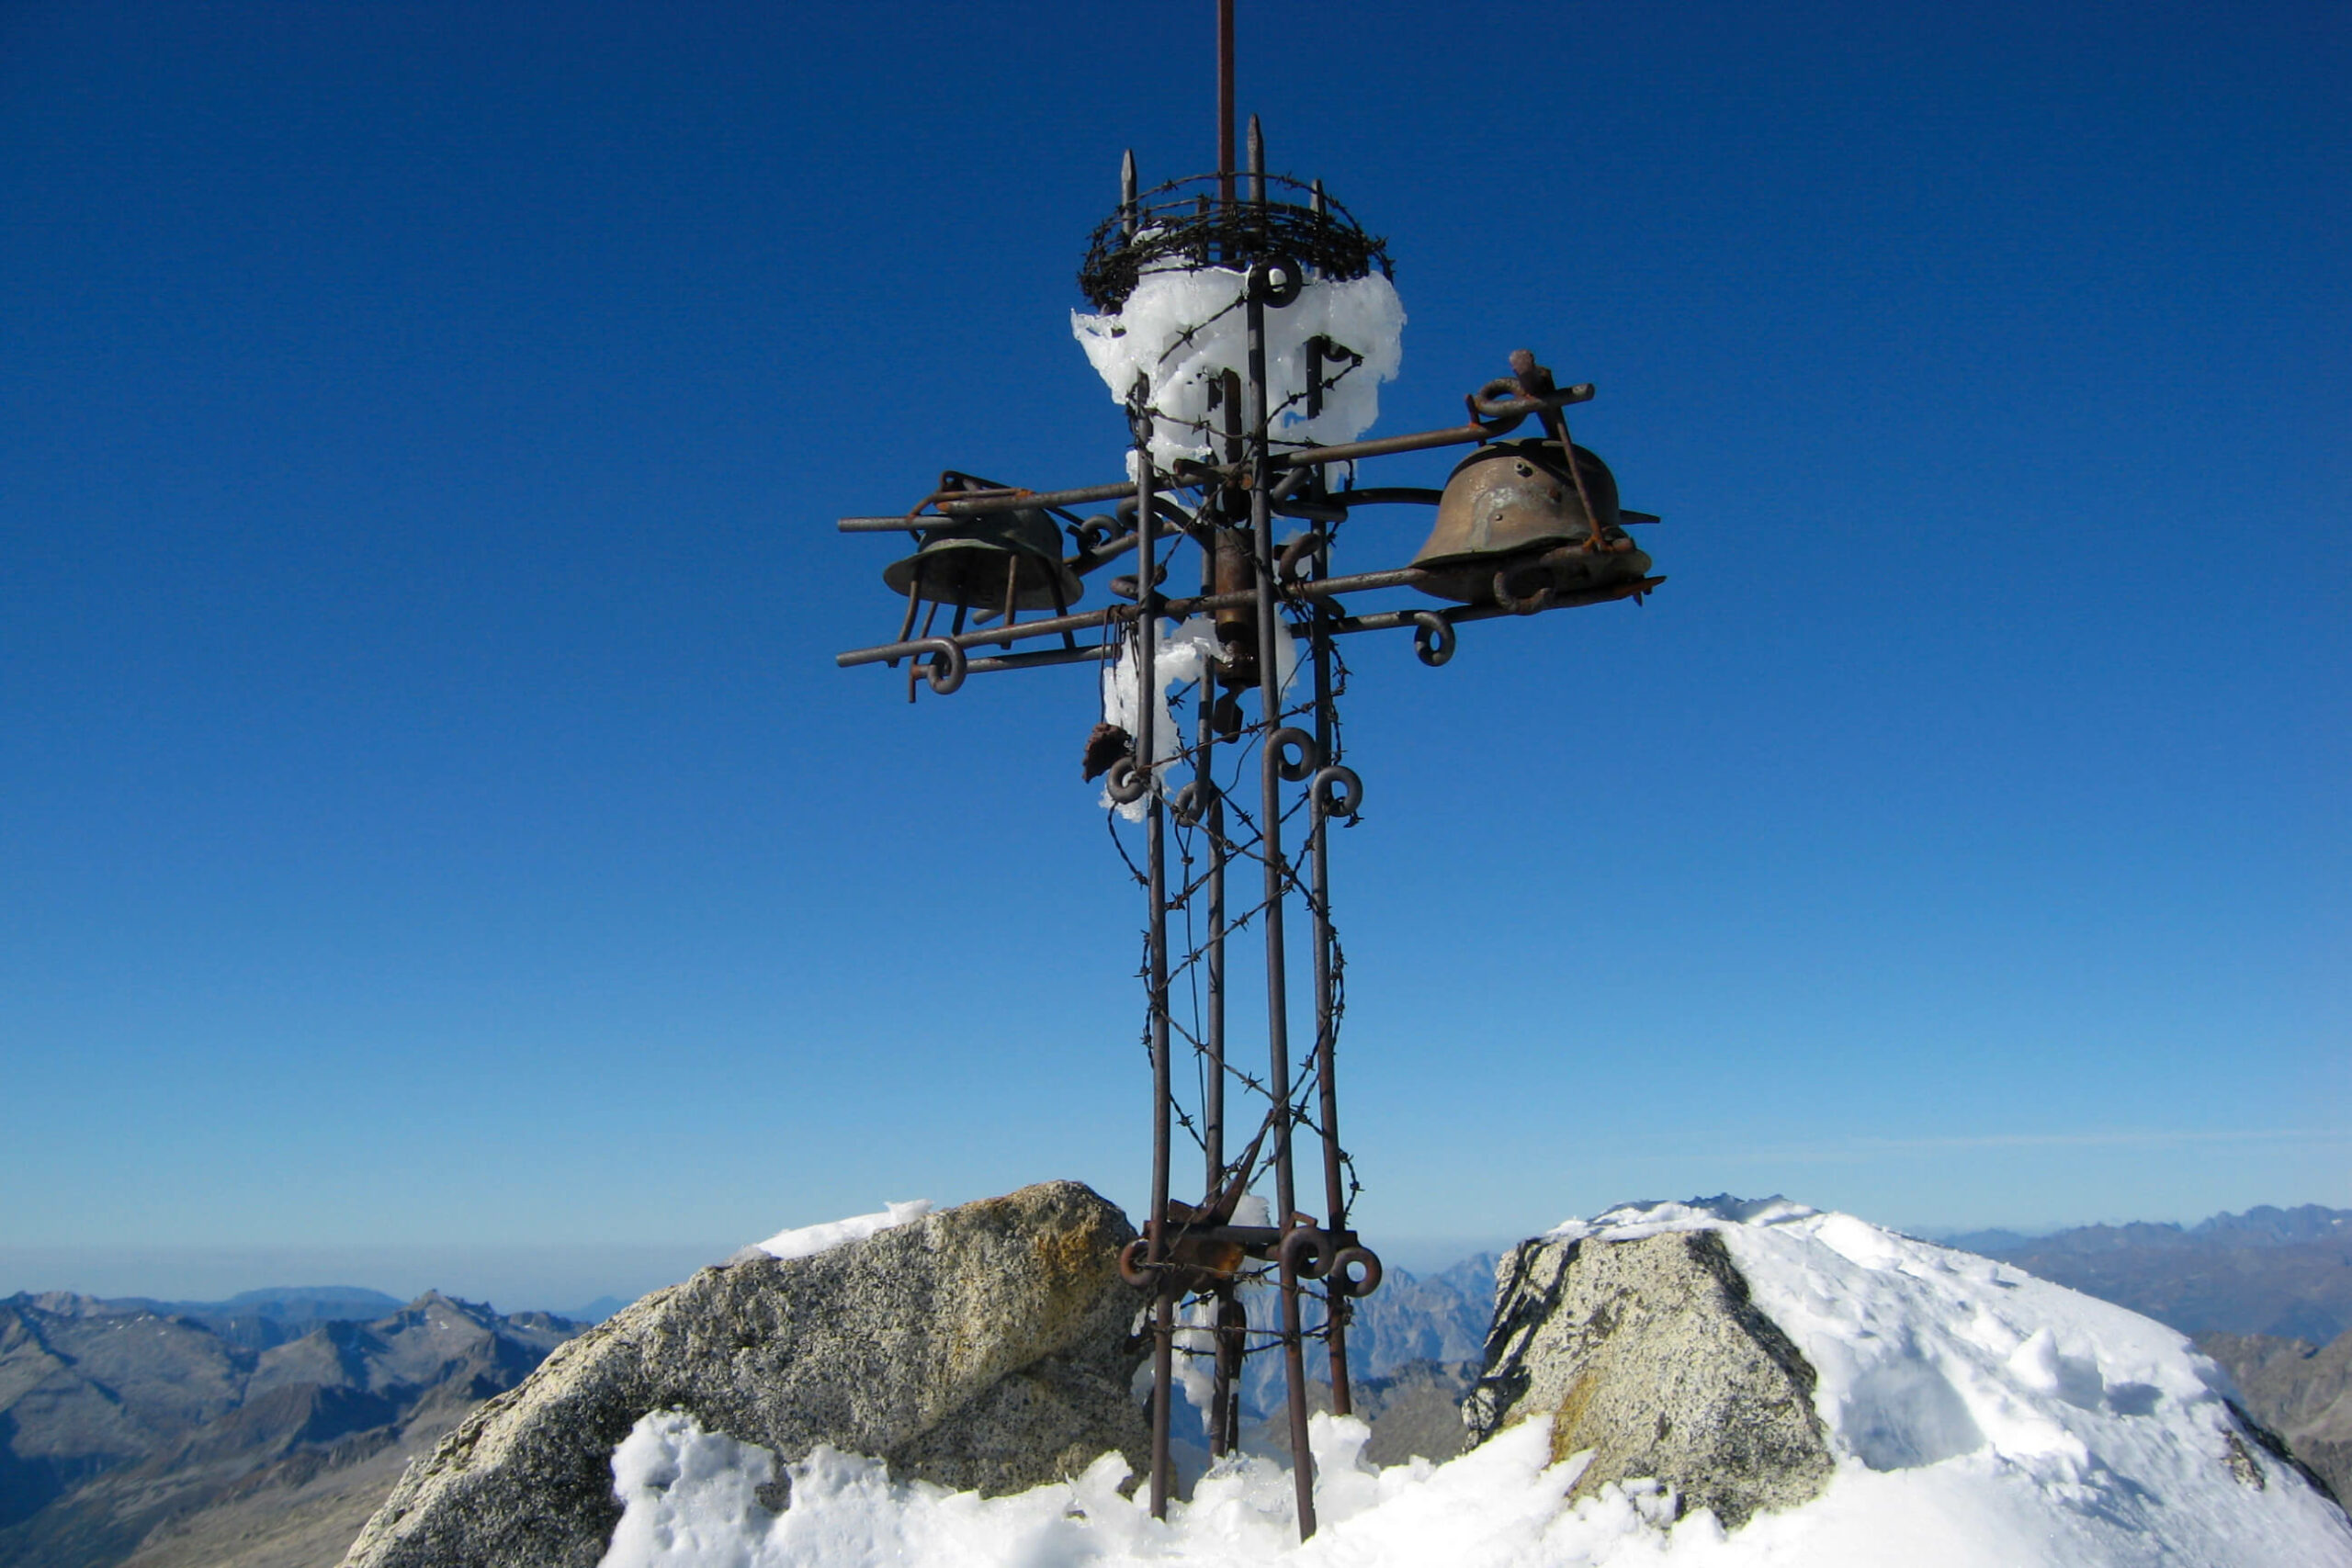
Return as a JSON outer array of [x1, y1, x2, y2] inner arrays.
[[1462, 1227, 1833, 1528], [339, 1180, 1145, 1568], [2199, 1329, 2352, 1505]]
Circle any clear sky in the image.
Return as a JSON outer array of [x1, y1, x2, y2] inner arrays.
[[3, 0, 2345, 1309]]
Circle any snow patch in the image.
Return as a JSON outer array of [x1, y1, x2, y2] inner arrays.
[[1099, 615, 1297, 819], [599, 1411, 1695, 1568], [735, 1201, 932, 1265]]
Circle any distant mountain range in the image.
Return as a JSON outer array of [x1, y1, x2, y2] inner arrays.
[[5, 1288, 411, 1355], [0, 1288, 581, 1568], [1942, 1203, 2352, 1342], [1238, 1250, 1497, 1400]]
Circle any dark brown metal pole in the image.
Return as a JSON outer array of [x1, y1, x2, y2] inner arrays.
[[1308, 508, 1354, 1418], [1200, 553, 1226, 1201], [1137, 422, 1175, 1521], [1202, 368, 1238, 1461], [1248, 272, 1318, 1540], [1217, 0, 1235, 210]]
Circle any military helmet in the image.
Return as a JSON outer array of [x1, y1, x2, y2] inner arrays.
[[1410, 439, 1622, 568]]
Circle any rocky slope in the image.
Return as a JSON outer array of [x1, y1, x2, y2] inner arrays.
[[2195, 1328, 2352, 1505], [340, 1179, 1145, 1568]]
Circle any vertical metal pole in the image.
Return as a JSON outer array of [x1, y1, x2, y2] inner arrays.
[[1137, 422, 1175, 1521], [1200, 544, 1225, 1200], [1203, 378, 1238, 1461], [1216, 0, 1235, 210], [1308, 507, 1352, 1417], [1248, 273, 1317, 1540]]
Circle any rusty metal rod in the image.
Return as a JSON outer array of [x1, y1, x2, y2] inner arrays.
[[834, 605, 1128, 668], [1321, 486, 1442, 508], [831, 391, 1595, 528], [1160, 564, 1429, 615], [1138, 424, 1176, 1523], [1248, 113, 1263, 209], [1307, 515, 1354, 1419], [961, 646, 1116, 675], [1216, 0, 1234, 212], [1325, 576, 1664, 636], [1197, 517, 1227, 1201], [832, 581, 1659, 687], [934, 479, 1145, 514], [1264, 396, 1588, 469], [1247, 275, 1318, 1541], [834, 568, 1662, 671]]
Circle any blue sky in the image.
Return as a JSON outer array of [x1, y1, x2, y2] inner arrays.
[[3, 0, 2345, 1307]]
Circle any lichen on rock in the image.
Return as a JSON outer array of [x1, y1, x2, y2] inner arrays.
[[1462, 1227, 1834, 1529], [338, 1180, 1145, 1568]]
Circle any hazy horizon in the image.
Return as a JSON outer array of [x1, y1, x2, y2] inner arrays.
[[14, 1193, 2343, 1315]]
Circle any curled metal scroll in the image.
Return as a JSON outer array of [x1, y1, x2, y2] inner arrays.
[[1105, 755, 1153, 804], [1115, 491, 1205, 542], [1276, 530, 1326, 582], [1310, 763, 1363, 819], [1463, 377, 1533, 437], [914, 637, 967, 694], [1410, 612, 1457, 667], [1466, 378, 1534, 421], [1329, 1246, 1384, 1299], [1268, 727, 1320, 783], [1070, 514, 1123, 553], [1117, 1238, 1157, 1290], [1279, 1224, 1335, 1281], [1173, 778, 1218, 828]]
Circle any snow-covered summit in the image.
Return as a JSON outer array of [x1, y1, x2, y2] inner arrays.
[[599, 1197, 2352, 1567], [1544, 1193, 1822, 1243]]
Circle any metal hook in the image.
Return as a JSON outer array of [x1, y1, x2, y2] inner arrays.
[[1268, 727, 1320, 783], [1310, 764, 1363, 819], [913, 637, 967, 694], [1105, 755, 1152, 804], [1410, 612, 1456, 667]]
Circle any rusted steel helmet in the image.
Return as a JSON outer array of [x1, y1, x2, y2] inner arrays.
[[1409, 438, 1648, 605], [1413, 439, 1622, 565], [882, 505, 1084, 611]]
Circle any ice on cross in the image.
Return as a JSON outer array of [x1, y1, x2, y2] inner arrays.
[[1072, 265, 1406, 470]]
